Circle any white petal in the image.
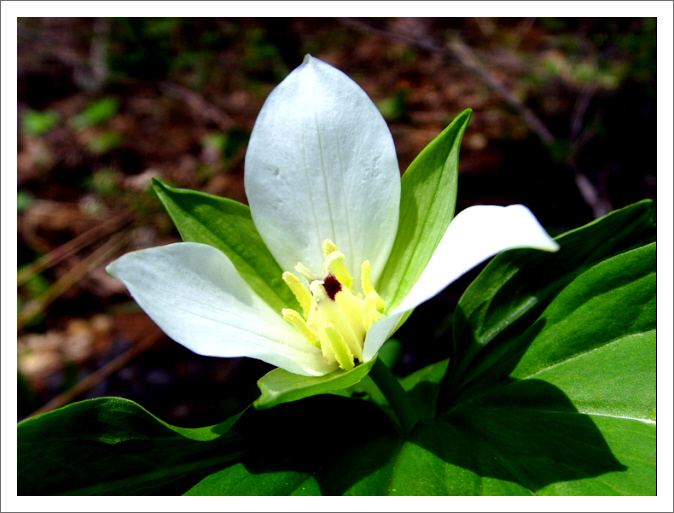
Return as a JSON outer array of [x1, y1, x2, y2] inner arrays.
[[363, 205, 559, 360], [362, 311, 404, 362], [245, 55, 400, 289], [107, 242, 336, 376]]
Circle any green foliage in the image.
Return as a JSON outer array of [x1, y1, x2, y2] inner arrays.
[[201, 129, 250, 159], [69, 97, 120, 130], [378, 109, 471, 311], [17, 197, 655, 495], [377, 89, 409, 122], [21, 272, 50, 300], [151, 178, 299, 314], [85, 168, 121, 196], [86, 131, 124, 154], [441, 243, 655, 494], [255, 358, 377, 410], [17, 190, 35, 212], [17, 398, 247, 495], [21, 109, 61, 136]]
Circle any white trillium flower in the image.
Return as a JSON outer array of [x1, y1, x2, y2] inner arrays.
[[108, 55, 559, 377]]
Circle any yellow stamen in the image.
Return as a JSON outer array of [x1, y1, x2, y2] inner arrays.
[[281, 241, 387, 370], [361, 260, 376, 296], [325, 251, 353, 289], [323, 239, 339, 256], [363, 294, 384, 331], [323, 323, 355, 371], [361, 260, 385, 311], [294, 262, 316, 282], [282, 271, 311, 317], [282, 308, 319, 347]]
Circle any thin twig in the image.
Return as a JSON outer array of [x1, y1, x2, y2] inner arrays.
[[18, 211, 133, 287], [90, 17, 111, 91], [568, 83, 612, 217], [27, 327, 165, 418], [446, 36, 555, 145], [18, 231, 131, 331], [161, 81, 235, 132], [570, 82, 597, 144], [510, 17, 536, 51]]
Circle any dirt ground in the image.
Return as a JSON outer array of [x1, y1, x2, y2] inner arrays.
[[17, 17, 657, 426]]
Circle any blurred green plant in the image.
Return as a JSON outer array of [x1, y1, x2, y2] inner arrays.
[[243, 27, 287, 80], [86, 131, 124, 154], [20, 270, 51, 300], [17, 270, 51, 328], [202, 129, 250, 160], [21, 109, 61, 136], [69, 97, 120, 131], [377, 89, 410, 122], [84, 168, 121, 196], [17, 190, 35, 212]]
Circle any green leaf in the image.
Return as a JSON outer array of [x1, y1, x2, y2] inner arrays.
[[378, 109, 472, 311], [401, 358, 449, 420], [21, 109, 61, 136], [444, 242, 656, 494], [255, 358, 377, 410], [152, 178, 299, 313], [69, 97, 120, 130], [18, 397, 247, 495], [86, 130, 124, 154], [443, 199, 656, 403]]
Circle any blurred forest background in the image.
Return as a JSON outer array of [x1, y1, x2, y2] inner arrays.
[[17, 17, 657, 426]]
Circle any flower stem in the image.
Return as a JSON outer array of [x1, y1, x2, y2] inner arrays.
[[369, 358, 419, 433]]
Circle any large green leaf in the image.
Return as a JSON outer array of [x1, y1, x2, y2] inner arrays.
[[442, 199, 656, 405], [377, 109, 471, 311], [17, 398, 247, 495], [152, 178, 298, 314], [443, 242, 656, 495]]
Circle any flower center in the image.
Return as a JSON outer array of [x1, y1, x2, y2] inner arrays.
[[281, 240, 386, 371]]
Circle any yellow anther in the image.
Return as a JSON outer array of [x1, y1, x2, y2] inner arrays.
[[323, 239, 339, 256], [294, 262, 317, 282], [361, 260, 376, 296], [363, 294, 384, 331], [361, 260, 385, 312], [282, 271, 311, 317], [325, 252, 353, 289], [323, 323, 355, 371], [282, 309, 319, 348]]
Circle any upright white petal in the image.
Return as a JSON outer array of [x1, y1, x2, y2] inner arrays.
[[245, 55, 400, 289], [363, 205, 559, 360], [107, 242, 336, 376]]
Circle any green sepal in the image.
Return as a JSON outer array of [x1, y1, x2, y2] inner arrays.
[[152, 177, 299, 314], [378, 109, 471, 311], [17, 397, 247, 495], [254, 358, 378, 410]]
